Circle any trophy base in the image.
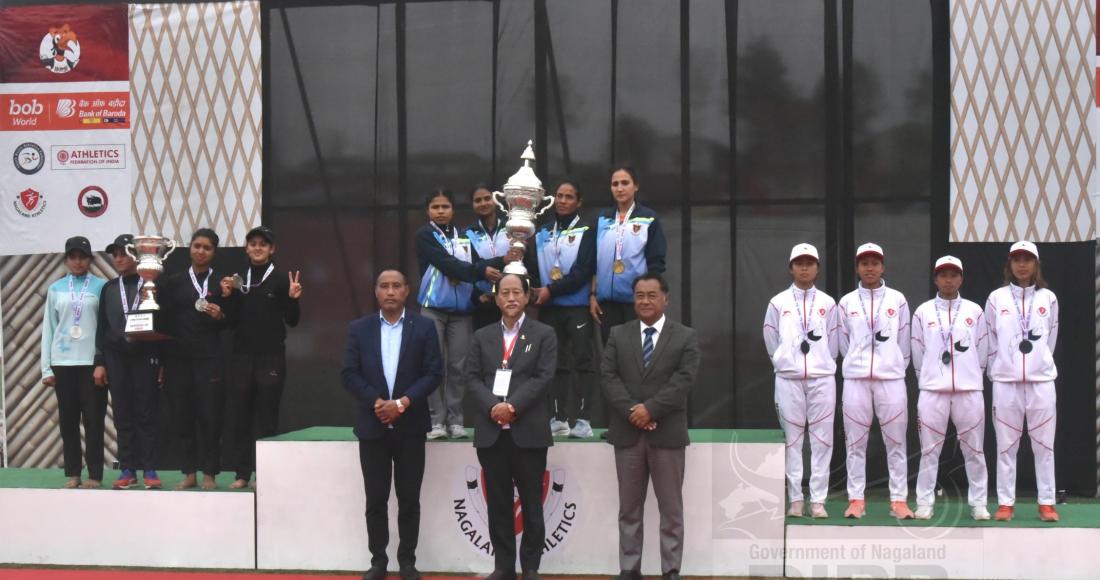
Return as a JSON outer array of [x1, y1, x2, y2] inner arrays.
[[124, 311, 172, 342]]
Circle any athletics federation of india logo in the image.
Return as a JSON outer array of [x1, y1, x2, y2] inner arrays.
[[453, 464, 580, 557], [39, 24, 81, 74]]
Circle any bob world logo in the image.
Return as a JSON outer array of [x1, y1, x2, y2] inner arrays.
[[452, 464, 580, 557], [39, 24, 81, 74]]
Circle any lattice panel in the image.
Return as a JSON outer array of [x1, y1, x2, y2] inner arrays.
[[130, 1, 262, 245], [950, 0, 1096, 242], [0, 255, 118, 469]]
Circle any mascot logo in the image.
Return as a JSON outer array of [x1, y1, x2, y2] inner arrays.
[[39, 24, 81, 74]]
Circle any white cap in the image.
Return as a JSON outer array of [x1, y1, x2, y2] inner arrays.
[[1009, 240, 1039, 260], [934, 255, 963, 273], [856, 242, 884, 260], [789, 243, 819, 263]]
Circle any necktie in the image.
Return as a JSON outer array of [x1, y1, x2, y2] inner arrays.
[[643, 327, 656, 367]]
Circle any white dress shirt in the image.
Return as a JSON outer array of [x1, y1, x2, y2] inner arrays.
[[640, 315, 667, 349]]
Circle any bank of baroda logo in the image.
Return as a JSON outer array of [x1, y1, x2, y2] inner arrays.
[[453, 464, 580, 557], [38, 23, 81, 74]]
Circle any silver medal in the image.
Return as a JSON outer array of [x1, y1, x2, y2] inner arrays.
[[195, 298, 209, 312], [231, 274, 244, 289], [69, 325, 83, 340]]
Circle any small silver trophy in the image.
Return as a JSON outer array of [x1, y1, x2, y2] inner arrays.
[[493, 141, 554, 276], [123, 235, 177, 339]]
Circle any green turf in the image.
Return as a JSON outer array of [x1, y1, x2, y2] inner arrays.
[[263, 426, 785, 444], [787, 494, 1100, 528], [0, 468, 253, 492]]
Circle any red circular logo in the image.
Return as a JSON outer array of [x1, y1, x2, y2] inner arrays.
[[56, 149, 69, 163], [77, 185, 108, 217]]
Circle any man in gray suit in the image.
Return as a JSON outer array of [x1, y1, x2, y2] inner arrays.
[[465, 273, 557, 580], [601, 273, 701, 580]]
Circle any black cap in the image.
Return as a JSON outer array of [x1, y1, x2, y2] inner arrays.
[[64, 236, 92, 257], [246, 225, 274, 244], [105, 234, 134, 254]]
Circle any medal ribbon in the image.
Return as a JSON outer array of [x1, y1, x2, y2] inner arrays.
[[551, 214, 581, 272], [118, 276, 141, 314], [613, 203, 635, 262], [502, 329, 521, 369], [68, 274, 91, 326], [189, 266, 211, 300], [934, 295, 962, 355], [243, 263, 275, 294], [790, 285, 816, 342], [1013, 285, 1036, 335], [856, 282, 887, 339]]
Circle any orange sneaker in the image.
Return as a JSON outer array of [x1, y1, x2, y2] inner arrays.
[[994, 505, 1014, 521], [844, 499, 866, 519], [889, 501, 915, 519], [1038, 505, 1060, 522]]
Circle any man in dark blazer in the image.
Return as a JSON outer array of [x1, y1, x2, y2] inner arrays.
[[464, 273, 557, 580], [602, 273, 701, 580], [342, 269, 443, 580]]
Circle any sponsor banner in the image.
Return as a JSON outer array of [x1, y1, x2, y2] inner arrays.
[[1, 91, 130, 131], [0, 4, 129, 83], [0, 5, 131, 255]]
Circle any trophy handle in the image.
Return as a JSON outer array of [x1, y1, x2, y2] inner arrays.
[[492, 190, 508, 213], [535, 194, 555, 218], [163, 239, 177, 258], [124, 243, 137, 261]]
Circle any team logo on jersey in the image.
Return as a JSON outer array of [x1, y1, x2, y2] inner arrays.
[[632, 224, 641, 234], [567, 234, 576, 244], [782, 310, 791, 317], [1000, 308, 1011, 315], [849, 310, 861, 317], [886, 308, 897, 318], [1038, 306, 1047, 316], [818, 308, 826, 317], [965, 317, 974, 327], [927, 321, 937, 327], [39, 24, 81, 74]]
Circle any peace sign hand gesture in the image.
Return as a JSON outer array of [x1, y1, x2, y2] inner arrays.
[[288, 270, 303, 299]]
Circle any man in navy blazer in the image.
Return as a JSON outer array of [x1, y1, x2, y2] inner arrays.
[[343, 269, 443, 580]]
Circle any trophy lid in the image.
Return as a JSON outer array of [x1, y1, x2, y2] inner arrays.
[[503, 140, 542, 191]]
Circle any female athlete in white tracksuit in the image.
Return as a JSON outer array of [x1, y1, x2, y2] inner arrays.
[[910, 256, 989, 521], [838, 242, 913, 519], [763, 243, 839, 519], [985, 240, 1060, 522]]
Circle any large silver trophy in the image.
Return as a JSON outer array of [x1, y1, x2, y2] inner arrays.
[[123, 235, 177, 340], [494, 141, 554, 276]]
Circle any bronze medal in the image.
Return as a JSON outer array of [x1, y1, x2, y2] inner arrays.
[[1019, 340, 1033, 354], [449, 277, 460, 287], [613, 260, 626, 274]]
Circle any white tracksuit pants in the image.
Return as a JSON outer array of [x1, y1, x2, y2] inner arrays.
[[774, 376, 835, 504], [916, 390, 987, 507], [992, 381, 1056, 506], [843, 378, 908, 501]]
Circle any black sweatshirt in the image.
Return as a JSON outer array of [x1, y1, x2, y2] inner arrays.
[[94, 273, 159, 365], [160, 268, 229, 359], [225, 262, 301, 355]]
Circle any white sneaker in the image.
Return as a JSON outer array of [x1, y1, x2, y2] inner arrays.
[[915, 505, 934, 520], [550, 419, 571, 437], [810, 502, 828, 519], [971, 505, 991, 521], [787, 500, 805, 517], [427, 424, 447, 440], [569, 419, 594, 439], [447, 424, 468, 439]]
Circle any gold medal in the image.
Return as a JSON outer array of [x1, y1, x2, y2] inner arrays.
[[613, 260, 625, 274], [550, 266, 563, 281], [449, 278, 460, 287]]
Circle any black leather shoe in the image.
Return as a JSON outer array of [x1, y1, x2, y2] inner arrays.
[[521, 571, 540, 580], [362, 565, 387, 580], [662, 570, 681, 580], [399, 565, 422, 580], [615, 571, 642, 580], [485, 570, 517, 580]]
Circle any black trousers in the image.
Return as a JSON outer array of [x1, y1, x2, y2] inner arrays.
[[359, 432, 427, 568], [230, 352, 286, 481], [104, 351, 160, 472], [541, 306, 597, 422], [168, 355, 225, 475], [52, 365, 107, 480], [476, 431, 548, 573]]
